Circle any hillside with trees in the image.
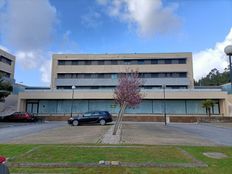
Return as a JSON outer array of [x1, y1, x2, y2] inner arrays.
[[195, 68, 230, 86]]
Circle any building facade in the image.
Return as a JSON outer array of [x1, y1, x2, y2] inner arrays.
[[17, 52, 231, 119], [0, 48, 15, 82], [51, 53, 194, 90]]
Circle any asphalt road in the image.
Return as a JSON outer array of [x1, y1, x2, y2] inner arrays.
[[122, 122, 232, 146], [0, 121, 231, 145], [0, 121, 64, 143], [170, 123, 232, 146]]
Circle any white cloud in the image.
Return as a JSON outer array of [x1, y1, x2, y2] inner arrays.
[[193, 28, 232, 80], [16, 50, 44, 69], [3, 0, 57, 50], [97, 0, 180, 37], [39, 59, 51, 84], [0, 0, 58, 84]]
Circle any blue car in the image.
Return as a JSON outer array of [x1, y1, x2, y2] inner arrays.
[[68, 111, 113, 126]]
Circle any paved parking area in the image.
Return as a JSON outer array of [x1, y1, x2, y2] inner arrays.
[[0, 122, 34, 128], [121, 122, 232, 146], [1, 121, 232, 145], [0, 121, 111, 144]]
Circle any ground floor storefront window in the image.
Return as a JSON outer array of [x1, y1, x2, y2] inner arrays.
[[26, 99, 220, 115]]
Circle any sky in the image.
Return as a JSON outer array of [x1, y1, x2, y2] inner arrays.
[[0, 0, 232, 86]]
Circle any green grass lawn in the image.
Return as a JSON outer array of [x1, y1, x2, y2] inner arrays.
[[0, 144, 231, 174]]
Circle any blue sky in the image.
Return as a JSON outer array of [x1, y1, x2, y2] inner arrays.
[[0, 0, 232, 86]]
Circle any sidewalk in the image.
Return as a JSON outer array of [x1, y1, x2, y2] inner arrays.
[[100, 125, 121, 144]]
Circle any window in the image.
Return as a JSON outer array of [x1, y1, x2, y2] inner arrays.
[[172, 73, 179, 77], [158, 73, 165, 78], [78, 61, 85, 65], [84, 74, 91, 78], [151, 73, 158, 78], [97, 74, 104, 78], [0, 70, 10, 78], [172, 59, 179, 64], [111, 74, 117, 79], [105, 60, 111, 65], [157, 60, 165, 64], [58, 60, 65, 65], [90, 86, 99, 89], [166, 73, 172, 77], [179, 72, 187, 77], [56, 86, 72, 89], [165, 59, 172, 64], [139, 73, 144, 78], [124, 60, 131, 65], [77, 74, 85, 79], [144, 60, 151, 64], [179, 59, 186, 64], [72, 60, 78, 65], [144, 86, 153, 89], [92, 60, 98, 65], [111, 60, 118, 65], [57, 74, 65, 79], [65, 74, 72, 78], [138, 60, 144, 64], [85, 61, 91, 65], [144, 73, 151, 78], [65, 60, 72, 65], [83, 112, 92, 117], [72, 74, 77, 78], [104, 74, 111, 78], [118, 60, 124, 65], [91, 74, 98, 78], [98, 60, 104, 65], [151, 59, 158, 64], [0, 56, 12, 65]]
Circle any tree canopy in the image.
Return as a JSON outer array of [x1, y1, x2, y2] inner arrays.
[[202, 99, 215, 118], [195, 68, 229, 86], [0, 78, 13, 101], [113, 70, 143, 135]]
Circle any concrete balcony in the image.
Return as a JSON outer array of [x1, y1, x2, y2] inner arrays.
[[55, 78, 190, 87]]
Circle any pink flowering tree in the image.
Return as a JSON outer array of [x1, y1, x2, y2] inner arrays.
[[113, 70, 143, 135]]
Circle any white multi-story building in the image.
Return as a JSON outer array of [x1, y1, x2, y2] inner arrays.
[[17, 52, 231, 121], [0, 48, 15, 82]]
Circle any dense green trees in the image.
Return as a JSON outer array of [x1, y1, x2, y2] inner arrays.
[[0, 77, 13, 101], [195, 68, 230, 86]]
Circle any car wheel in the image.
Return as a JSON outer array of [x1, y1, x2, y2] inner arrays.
[[72, 120, 79, 126], [100, 119, 106, 126]]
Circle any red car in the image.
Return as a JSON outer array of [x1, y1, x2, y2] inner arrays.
[[3, 112, 37, 122], [0, 156, 9, 174]]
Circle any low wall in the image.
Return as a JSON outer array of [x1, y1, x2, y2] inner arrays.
[[37, 115, 232, 123]]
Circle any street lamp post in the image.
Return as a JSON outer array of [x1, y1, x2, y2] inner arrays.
[[224, 45, 232, 93], [162, 84, 167, 126], [70, 85, 76, 117]]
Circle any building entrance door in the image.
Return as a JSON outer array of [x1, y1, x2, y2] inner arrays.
[[26, 102, 38, 114]]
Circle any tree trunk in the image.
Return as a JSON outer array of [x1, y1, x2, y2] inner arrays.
[[118, 104, 127, 130], [112, 107, 122, 135], [208, 108, 211, 121], [113, 103, 127, 135]]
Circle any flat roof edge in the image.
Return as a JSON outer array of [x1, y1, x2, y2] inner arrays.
[[52, 52, 192, 57]]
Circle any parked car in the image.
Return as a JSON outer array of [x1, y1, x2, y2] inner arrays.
[[68, 111, 113, 126], [0, 156, 9, 174], [2, 112, 38, 122]]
